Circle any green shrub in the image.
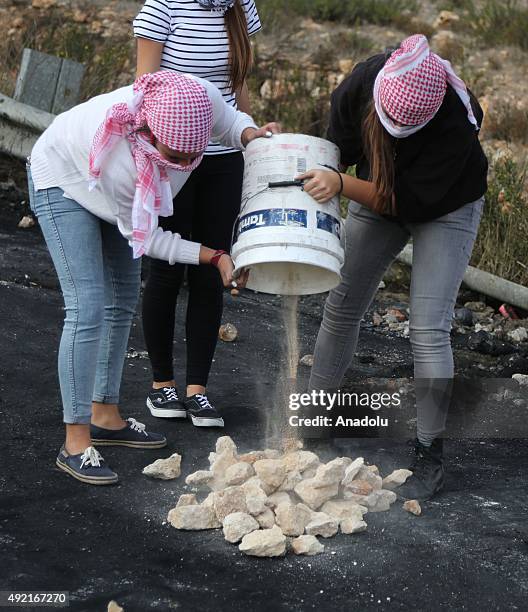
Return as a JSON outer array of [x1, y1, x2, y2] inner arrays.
[[472, 157, 528, 286]]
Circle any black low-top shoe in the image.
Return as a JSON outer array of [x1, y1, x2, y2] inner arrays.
[[184, 394, 224, 428], [56, 445, 118, 485], [397, 438, 445, 501], [146, 386, 186, 418], [90, 418, 167, 449]]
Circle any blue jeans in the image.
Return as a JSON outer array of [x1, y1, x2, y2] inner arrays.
[[28, 169, 141, 424], [309, 197, 484, 441]]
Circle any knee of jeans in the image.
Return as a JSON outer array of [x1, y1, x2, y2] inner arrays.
[[65, 299, 105, 331], [409, 325, 451, 352]]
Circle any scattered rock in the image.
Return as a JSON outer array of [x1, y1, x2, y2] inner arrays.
[[142, 453, 182, 480], [216, 436, 237, 454], [464, 301, 488, 312], [18, 215, 35, 229], [340, 518, 367, 535], [403, 499, 422, 516], [454, 307, 474, 327], [305, 512, 339, 538], [382, 469, 413, 490], [242, 479, 268, 515], [255, 508, 276, 529], [512, 373, 528, 386], [314, 457, 352, 485], [238, 451, 267, 464], [266, 491, 293, 509], [294, 478, 339, 510], [176, 494, 197, 508], [254, 459, 286, 494], [275, 502, 312, 537], [341, 457, 365, 486], [213, 486, 248, 521], [386, 308, 407, 322], [107, 602, 124, 612], [225, 462, 255, 486], [282, 450, 321, 474], [433, 10, 460, 29], [467, 330, 516, 356], [168, 504, 221, 530], [239, 525, 286, 557], [299, 354, 314, 367], [364, 489, 397, 512], [508, 327, 527, 343], [185, 470, 213, 487], [32, 0, 57, 9], [343, 479, 374, 496], [218, 323, 238, 342], [278, 469, 303, 491], [320, 500, 367, 524], [352, 466, 382, 491], [222, 512, 259, 543], [291, 535, 324, 556]]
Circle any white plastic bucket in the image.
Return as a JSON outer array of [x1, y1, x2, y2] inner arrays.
[[232, 133, 345, 296]]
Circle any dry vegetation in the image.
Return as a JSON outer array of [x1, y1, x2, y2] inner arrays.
[[0, 0, 526, 285]]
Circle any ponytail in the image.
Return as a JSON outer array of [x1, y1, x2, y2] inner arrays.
[[224, 1, 253, 92], [362, 100, 396, 215]]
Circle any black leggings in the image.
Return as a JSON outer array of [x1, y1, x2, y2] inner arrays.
[[142, 152, 244, 387]]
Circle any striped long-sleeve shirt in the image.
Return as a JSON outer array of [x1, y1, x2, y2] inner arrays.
[[133, 0, 262, 155]]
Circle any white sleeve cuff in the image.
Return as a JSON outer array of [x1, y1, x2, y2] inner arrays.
[[145, 227, 201, 265]]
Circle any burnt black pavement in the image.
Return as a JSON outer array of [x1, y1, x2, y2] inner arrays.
[[1, 163, 528, 612]]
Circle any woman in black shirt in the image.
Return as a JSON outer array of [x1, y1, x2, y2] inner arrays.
[[297, 35, 488, 501]]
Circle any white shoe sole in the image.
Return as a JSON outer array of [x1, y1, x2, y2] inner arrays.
[[189, 415, 224, 428], [56, 459, 118, 485], [147, 397, 186, 419]]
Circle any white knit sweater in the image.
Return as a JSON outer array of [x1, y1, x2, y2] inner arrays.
[[30, 76, 257, 265]]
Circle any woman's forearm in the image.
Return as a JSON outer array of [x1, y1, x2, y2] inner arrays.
[[341, 174, 378, 210], [136, 38, 164, 77]]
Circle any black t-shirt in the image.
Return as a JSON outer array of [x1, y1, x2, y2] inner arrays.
[[328, 52, 489, 222]]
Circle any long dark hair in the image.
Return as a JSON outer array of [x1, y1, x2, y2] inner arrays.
[[225, 1, 253, 92], [362, 100, 396, 215]]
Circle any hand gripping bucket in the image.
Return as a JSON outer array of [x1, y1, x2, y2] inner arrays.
[[232, 134, 345, 296]]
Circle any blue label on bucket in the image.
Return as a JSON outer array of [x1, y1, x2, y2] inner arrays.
[[235, 209, 307, 239], [316, 211, 341, 239]]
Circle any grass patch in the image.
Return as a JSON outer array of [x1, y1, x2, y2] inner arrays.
[[259, 0, 417, 29], [472, 157, 528, 286]]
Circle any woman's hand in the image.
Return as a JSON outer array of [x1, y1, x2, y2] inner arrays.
[[214, 255, 249, 289], [296, 169, 342, 203], [241, 122, 282, 146]]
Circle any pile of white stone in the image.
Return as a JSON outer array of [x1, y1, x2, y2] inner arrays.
[[163, 437, 413, 557]]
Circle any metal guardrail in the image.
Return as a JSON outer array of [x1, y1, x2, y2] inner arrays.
[[0, 93, 54, 159]]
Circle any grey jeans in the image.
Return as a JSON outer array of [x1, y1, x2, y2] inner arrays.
[[309, 197, 484, 441]]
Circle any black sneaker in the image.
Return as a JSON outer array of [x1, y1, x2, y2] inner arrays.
[[146, 386, 186, 418], [184, 394, 224, 428], [90, 418, 167, 449], [397, 438, 444, 501], [56, 445, 118, 485]]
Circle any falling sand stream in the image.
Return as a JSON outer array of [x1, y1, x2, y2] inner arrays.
[[265, 295, 301, 452]]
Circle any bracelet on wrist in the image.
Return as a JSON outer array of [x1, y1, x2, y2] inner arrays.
[[321, 164, 344, 195], [210, 250, 228, 268]]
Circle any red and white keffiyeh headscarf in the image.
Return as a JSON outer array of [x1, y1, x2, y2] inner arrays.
[[373, 34, 478, 138], [89, 71, 213, 257]]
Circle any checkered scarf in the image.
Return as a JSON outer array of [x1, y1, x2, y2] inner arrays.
[[374, 35, 478, 138], [89, 71, 213, 257]]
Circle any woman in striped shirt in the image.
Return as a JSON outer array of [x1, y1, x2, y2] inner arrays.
[[133, 0, 262, 427]]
